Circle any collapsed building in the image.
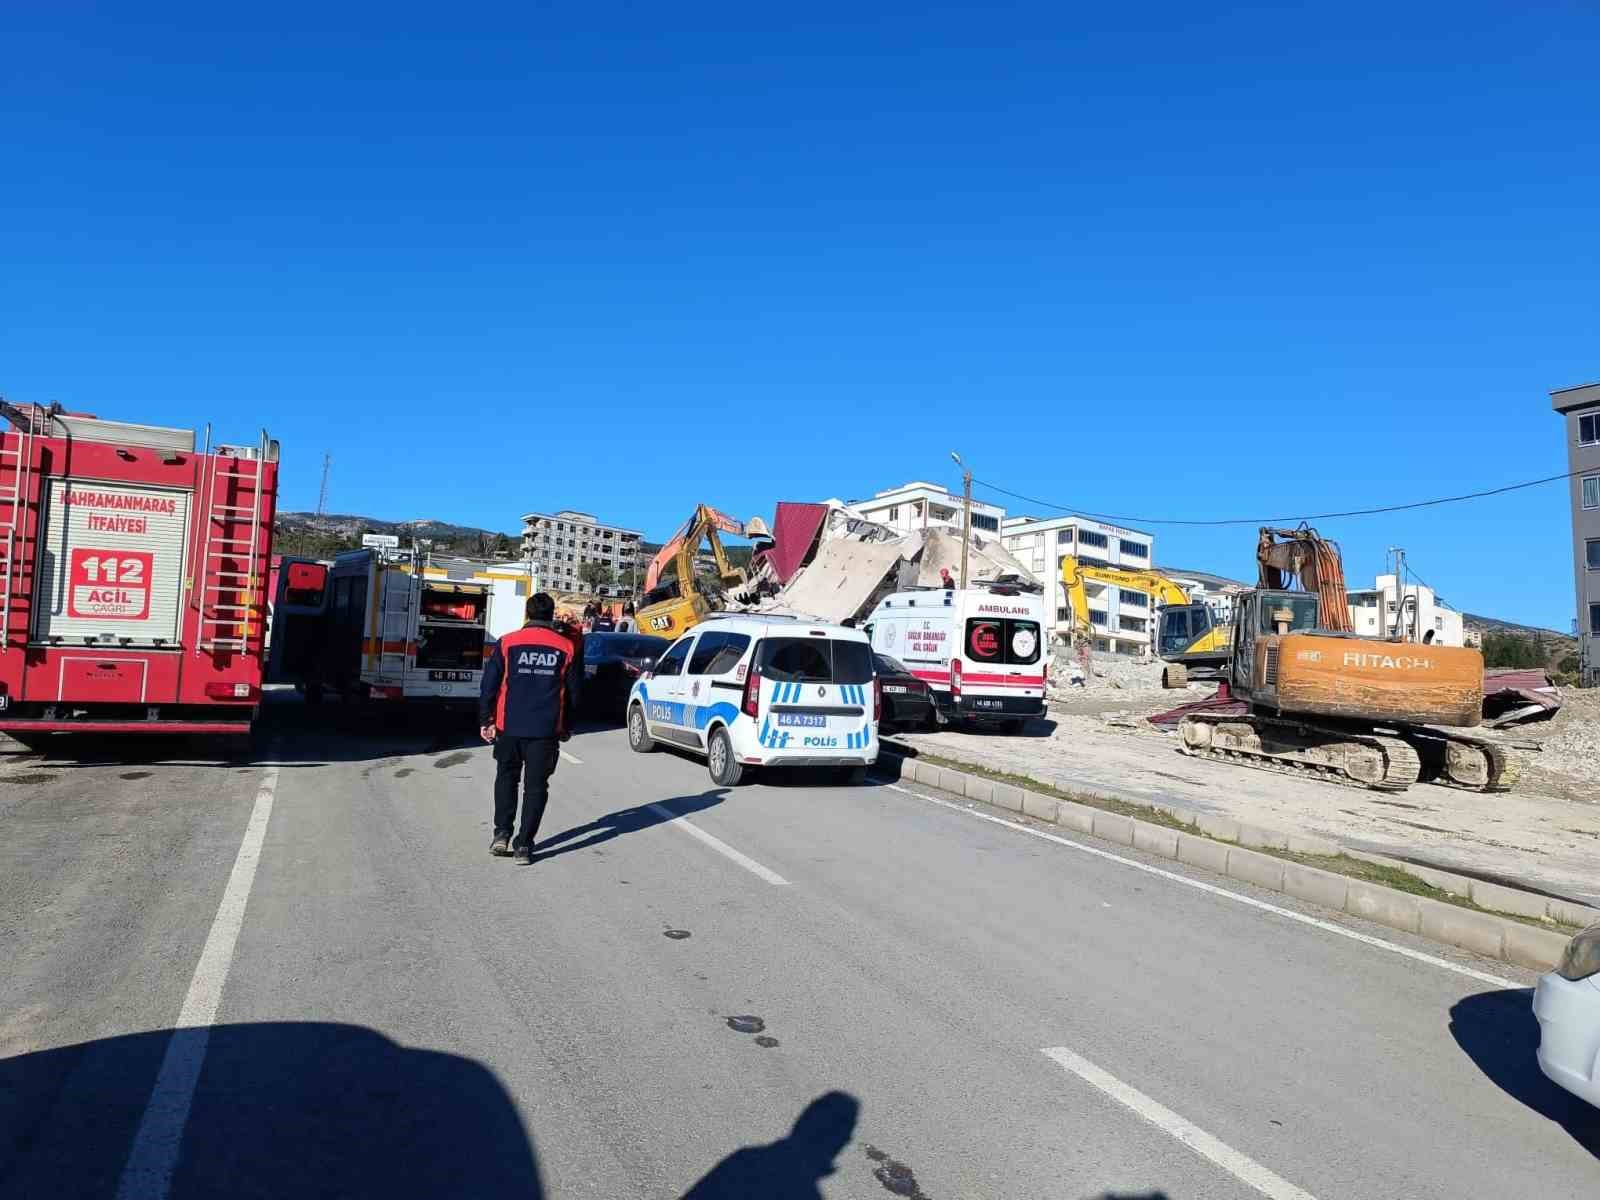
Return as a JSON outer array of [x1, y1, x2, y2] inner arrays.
[[731, 500, 1042, 625]]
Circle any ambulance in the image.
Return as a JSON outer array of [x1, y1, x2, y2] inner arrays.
[[863, 582, 1048, 731]]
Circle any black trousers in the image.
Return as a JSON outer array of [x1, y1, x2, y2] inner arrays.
[[492, 736, 560, 848]]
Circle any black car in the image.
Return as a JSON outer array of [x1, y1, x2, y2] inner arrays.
[[581, 632, 670, 720], [873, 653, 937, 732]]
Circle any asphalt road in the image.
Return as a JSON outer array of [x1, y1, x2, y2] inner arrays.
[[2, 704, 1597, 1199]]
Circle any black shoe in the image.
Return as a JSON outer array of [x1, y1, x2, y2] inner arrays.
[[490, 836, 511, 857], [512, 844, 532, 866]]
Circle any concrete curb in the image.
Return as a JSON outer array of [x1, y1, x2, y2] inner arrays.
[[876, 749, 1579, 973]]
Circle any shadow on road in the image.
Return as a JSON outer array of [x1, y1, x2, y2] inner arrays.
[[1449, 988, 1600, 1160], [0, 1022, 545, 1199], [681, 1091, 858, 1199], [533, 788, 728, 863]]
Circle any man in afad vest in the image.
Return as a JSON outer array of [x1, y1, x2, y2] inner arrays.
[[479, 592, 582, 865]]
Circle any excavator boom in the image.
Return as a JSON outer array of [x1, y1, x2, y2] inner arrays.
[[1256, 526, 1352, 634], [634, 503, 769, 641]]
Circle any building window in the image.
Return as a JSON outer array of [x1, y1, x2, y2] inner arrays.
[[1079, 530, 1109, 549], [971, 513, 999, 532], [1119, 539, 1148, 559], [1089, 610, 1107, 627], [1582, 412, 1600, 445], [1094, 638, 1109, 652], [1119, 615, 1147, 633], [1119, 589, 1148, 608], [1057, 607, 1069, 622], [1588, 539, 1600, 570], [888, 505, 899, 521], [1585, 475, 1600, 510], [1592, 604, 1600, 635]]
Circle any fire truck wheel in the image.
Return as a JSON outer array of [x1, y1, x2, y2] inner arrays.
[[627, 704, 656, 753]]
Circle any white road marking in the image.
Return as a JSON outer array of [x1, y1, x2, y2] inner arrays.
[[560, 749, 584, 765], [115, 766, 280, 1200], [1041, 1046, 1319, 1200], [646, 802, 790, 886], [884, 783, 1522, 990]]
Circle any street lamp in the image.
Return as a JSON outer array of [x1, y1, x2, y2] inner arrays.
[[951, 451, 972, 589]]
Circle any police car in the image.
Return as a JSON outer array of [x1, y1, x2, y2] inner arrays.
[[625, 614, 880, 786]]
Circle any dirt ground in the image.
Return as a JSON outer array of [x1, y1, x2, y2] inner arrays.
[[900, 655, 1600, 906]]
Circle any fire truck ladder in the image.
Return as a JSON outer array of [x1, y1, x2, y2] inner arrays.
[[195, 428, 271, 655], [0, 404, 39, 654]]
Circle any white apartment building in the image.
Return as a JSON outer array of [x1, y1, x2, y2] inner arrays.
[[845, 481, 1005, 536], [520, 509, 644, 596], [1347, 574, 1465, 646], [1001, 515, 1157, 655]]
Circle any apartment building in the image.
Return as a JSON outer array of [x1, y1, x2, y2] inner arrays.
[[1001, 515, 1157, 654], [1553, 381, 1600, 685], [519, 509, 643, 596], [845, 481, 1005, 536], [1347, 574, 1465, 646]]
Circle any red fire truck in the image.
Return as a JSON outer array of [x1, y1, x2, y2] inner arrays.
[[0, 400, 279, 741]]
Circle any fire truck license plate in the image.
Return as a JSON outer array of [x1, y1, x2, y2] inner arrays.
[[428, 670, 474, 682], [972, 698, 1004, 710]]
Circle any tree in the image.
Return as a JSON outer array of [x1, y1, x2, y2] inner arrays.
[[577, 560, 615, 594], [1480, 632, 1546, 670]]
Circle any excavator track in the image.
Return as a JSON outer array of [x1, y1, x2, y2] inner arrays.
[[1177, 712, 1423, 791], [1405, 729, 1520, 792]]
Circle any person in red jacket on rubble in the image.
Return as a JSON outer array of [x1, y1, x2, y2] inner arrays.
[[478, 592, 582, 865]]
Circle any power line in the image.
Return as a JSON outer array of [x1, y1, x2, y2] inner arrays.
[[969, 467, 1583, 529]]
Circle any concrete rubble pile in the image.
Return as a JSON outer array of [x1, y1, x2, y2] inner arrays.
[[734, 502, 1039, 626]]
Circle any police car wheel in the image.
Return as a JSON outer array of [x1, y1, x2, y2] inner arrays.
[[707, 727, 743, 786], [627, 705, 655, 753]]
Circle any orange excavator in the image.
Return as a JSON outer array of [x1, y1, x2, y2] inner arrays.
[[1176, 527, 1515, 792], [633, 504, 770, 641]]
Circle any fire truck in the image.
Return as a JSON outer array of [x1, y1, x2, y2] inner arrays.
[[267, 548, 491, 705], [0, 401, 278, 741]]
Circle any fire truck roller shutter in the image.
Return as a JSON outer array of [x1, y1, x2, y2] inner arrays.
[[31, 478, 192, 646]]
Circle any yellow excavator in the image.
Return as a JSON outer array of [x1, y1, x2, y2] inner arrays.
[[1175, 527, 1513, 792], [634, 504, 770, 641], [1060, 556, 1231, 686]]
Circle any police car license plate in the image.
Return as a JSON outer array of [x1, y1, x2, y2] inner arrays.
[[883, 685, 908, 694], [776, 712, 826, 728], [429, 670, 474, 682], [972, 698, 1004, 710]]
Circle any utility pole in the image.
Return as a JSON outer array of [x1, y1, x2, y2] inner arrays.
[[951, 451, 972, 589], [1386, 546, 1408, 641], [316, 453, 331, 516]]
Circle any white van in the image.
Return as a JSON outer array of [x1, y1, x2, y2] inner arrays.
[[625, 614, 879, 786], [864, 583, 1048, 731]]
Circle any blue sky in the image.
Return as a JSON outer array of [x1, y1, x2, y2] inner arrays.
[[3, 4, 1596, 628]]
